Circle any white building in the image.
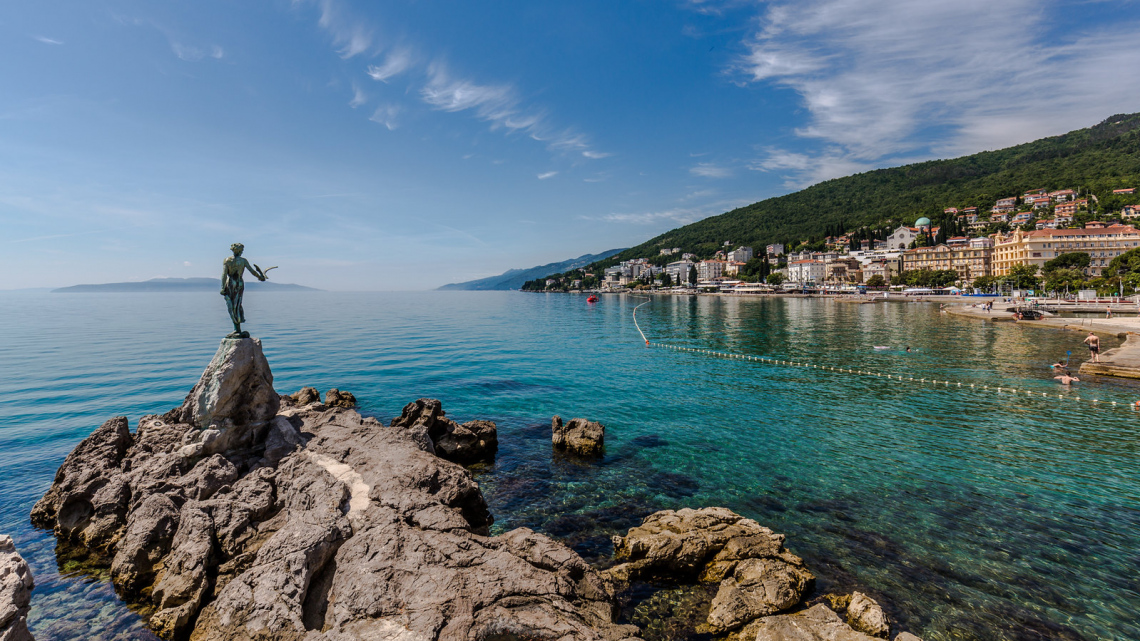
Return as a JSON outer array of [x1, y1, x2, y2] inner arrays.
[[885, 226, 919, 250], [727, 246, 754, 263], [787, 259, 826, 284], [766, 243, 785, 256], [665, 260, 695, 285], [697, 260, 727, 281]]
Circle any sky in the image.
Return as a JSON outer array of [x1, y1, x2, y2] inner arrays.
[[3, 0, 1140, 290]]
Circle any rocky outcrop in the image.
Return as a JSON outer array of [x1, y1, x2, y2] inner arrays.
[[166, 337, 280, 458], [0, 535, 35, 641], [744, 603, 882, 641], [847, 592, 890, 638], [608, 507, 813, 633], [32, 340, 627, 641], [552, 416, 605, 457], [391, 398, 498, 465], [323, 388, 356, 408], [285, 386, 321, 406]]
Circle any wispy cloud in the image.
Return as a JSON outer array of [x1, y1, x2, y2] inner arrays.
[[311, 0, 372, 58], [689, 163, 733, 179], [537, 171, 558, 180], [348, 83, 366, 108], [369, 103, 400, 130], [366, 49, 412, 82], [582, 150, 612, 159], [32, 36, 63, 45], [732, 0, 1140, 186], [589, 199, 752, 225]]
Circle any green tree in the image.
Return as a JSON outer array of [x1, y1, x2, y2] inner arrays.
[[688, 265, 698, 285], [660, 272, 671, 287], [766, 272, 786, 286], [972, 275, 996, 291], [1043, 252, 1091, 272], [865, 274, 886, 288], [1044, 268, 1086, 293], [1008, 263, 1040, 289]]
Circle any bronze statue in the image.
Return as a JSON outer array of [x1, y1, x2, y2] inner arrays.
[[221, 243, 275, 338]]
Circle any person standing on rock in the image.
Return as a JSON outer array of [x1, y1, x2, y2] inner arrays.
[[1084, 332, 1101, 363], [221, 243, 270, 338]]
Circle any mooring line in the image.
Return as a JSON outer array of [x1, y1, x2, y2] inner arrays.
[[629, 296, 1136, 412]]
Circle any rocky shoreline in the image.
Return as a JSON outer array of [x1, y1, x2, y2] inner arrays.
[[22, 337, 927, 640]]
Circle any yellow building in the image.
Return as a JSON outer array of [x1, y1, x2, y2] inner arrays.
[[991, 224, 1140, 277], [902, 239, 992, 282]]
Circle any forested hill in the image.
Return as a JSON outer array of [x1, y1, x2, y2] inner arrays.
[[607, 113, 1140, 264]]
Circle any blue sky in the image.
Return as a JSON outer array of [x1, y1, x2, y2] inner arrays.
[[3, 0, 1140, 290]]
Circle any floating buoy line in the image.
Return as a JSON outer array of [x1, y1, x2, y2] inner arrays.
[[628, 296, 1136, 412]]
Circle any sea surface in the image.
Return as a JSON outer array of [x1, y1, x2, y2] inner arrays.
[[1, 291, 1138, 641]]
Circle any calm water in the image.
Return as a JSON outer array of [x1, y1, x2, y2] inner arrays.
[[1, 291, 1138, 641]]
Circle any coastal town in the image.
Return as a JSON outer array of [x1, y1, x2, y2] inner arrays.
[[529, 187, 1140, 296]]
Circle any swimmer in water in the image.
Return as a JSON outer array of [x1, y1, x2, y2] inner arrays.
[[1054, 373, 1080, 385], [905, 347, 912, 353]]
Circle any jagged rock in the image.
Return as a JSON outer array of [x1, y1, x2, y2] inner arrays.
[[608, 507, 813, 632], [847, 592, 890, 638], [707, 557, 814, 632], [0, 535, 35, 641], [552, 415, 605, 457], [747, 603, 881, 641], [323, 388, 356, 408], [390, 398, 498, 464], [30, 416, 133, 554], [34, 346, 630, 641], [289, 386, 321, 406], [894, 633, 923, 641], [168, 337, 279, 458]]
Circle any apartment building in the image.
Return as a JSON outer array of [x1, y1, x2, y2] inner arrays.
[[902, 237, 992, 282], [991, 224, 1140, 277]]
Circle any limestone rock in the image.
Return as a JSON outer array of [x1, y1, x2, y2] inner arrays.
[[609, 507, 813, 632], [0, 535, 35, 641], [750, 604, 881, 641], [847, 591, 890, 638], [34, 352, 627, 640], [894, 633, 923, 641], [289, 386, 321, 406], [707, 557, 814, 632], [168, 337, 279, 458], [391, 398, 498, 464], [552, 415, 605, 457], [323, 388, 356, 408], [30, 416, 133, 554]]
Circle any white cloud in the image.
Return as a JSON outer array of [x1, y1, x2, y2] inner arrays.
[[349, 84, 366, 108], [582, 150, 612, 159], [312, 0, 372, 58], [537, 171, 558, 180], [735, 0, 1140, 186], [366, 49, 412, 82], [369, 103, 400, 130], [33, 36, 63, 45], [183, 261, 193, 267], [591, 199, 752, 225], [168, 40, 224, 62], [211, 45, 224, 59], [689, 163, 733, 179]]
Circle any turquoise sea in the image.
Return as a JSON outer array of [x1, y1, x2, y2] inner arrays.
[[1, 291, 1138, 640]]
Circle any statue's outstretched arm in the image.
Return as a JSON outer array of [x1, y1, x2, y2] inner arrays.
[[246, 262, 267, 282]]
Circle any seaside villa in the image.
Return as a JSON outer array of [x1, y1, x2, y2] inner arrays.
[[991, 224, 1140, 277]]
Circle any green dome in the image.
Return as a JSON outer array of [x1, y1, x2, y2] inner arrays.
[[916, 217, 931, 227]]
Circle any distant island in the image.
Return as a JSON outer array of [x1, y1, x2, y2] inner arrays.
[[437, 248, 625, 291], [53, 278, 317, 293]]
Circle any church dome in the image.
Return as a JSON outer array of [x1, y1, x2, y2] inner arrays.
[[915, 217, 931, 228]]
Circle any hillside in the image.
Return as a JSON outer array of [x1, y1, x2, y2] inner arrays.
[[603, 113, 1140, 266], [53, 278, 317, 292], [437, 248, 625, 290]]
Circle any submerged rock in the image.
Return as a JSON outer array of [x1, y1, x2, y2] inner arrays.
[[847, 591, 890, 638], [552, 416, 605, 457], [391, 398, 498, 464], [0, 535, 35, 641], [33, 343, 624, 641], [166, 337, 280, 458]]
